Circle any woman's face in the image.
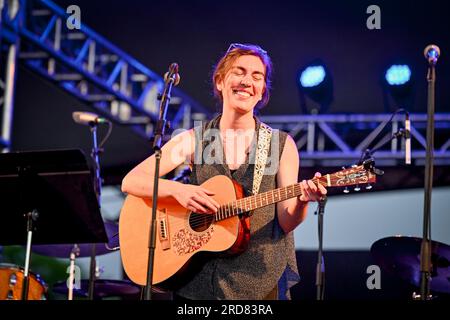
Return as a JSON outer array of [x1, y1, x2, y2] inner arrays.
[[216, 55, 266, 114]]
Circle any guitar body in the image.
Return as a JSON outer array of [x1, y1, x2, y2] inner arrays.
[[119, 175, 248, 287]]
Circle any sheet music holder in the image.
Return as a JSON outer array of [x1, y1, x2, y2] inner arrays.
[[0, 148, 107, 245], [0, 148, 107, 299]]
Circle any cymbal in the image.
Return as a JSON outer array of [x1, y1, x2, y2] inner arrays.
[[31, 221, 119, 258], [371, 236, 450, 293], [52, 279, 141, 299], [52, 279, 170, 300]]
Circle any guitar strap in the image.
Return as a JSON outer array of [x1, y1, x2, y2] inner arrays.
[[252, 122, 273, 197], [240, 121, 272, 233]]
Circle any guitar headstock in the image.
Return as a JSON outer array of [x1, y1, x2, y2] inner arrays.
[[318, 159, 378, 191]]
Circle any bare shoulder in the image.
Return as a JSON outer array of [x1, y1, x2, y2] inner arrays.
[[165, 127, 196, 147], [170, 127, 195, 142], [163, 128, 196, 162], [281, 133, 299, 160]]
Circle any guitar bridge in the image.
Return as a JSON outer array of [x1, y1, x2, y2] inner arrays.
[[158, 208, 171, 250]]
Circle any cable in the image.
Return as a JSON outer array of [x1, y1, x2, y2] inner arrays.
[[99, 121, 113, 149], [357, 108, 409, 165]]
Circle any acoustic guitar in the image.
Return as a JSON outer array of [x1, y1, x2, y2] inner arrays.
[[119, 160, 377, 287]]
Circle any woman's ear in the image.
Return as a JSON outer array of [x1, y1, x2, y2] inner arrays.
[[216, 81, 223, 92], [215, 74, 224, 92]]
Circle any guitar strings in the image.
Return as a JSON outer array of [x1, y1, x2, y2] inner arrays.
[[163, 188, 305, 230], [179, 174, 366, 229], [159, 174, 365, 230], [166, 175, 365, 230]]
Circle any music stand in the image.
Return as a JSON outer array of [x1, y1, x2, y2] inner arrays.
[[0, 148, 107, 300]]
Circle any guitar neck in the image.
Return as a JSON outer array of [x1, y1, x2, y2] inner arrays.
[[214, 183, 303, 221], [213, 161, 376, 221]]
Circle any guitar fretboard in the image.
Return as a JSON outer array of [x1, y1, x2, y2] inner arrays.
[[212, 165, 374, 222], [214, 183, 303, 221]]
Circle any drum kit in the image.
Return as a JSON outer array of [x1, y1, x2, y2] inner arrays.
[[0, 220, 172, 300], [371, 235, 450, 297], [0, 263, 47, 300], [1, 233, 448, 299]]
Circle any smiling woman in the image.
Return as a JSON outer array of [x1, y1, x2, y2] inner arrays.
[[120, 43, 327, 300]]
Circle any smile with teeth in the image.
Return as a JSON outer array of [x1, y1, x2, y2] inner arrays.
[[233, 89, 252, 97]]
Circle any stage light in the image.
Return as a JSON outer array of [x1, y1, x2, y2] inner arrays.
[[382, 63, 414, 112], [299, 65, 326, 88], [297, 61, 333, 114], [385, 65, 411, 86]]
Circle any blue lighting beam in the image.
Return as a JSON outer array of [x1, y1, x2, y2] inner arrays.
[[300, 65, 326, 88], [385, 65, 411, 86]]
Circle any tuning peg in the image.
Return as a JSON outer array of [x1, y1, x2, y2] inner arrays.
[[365, 184, 373, 190], [354, 185, 361, 192], [343, 187, 350, 194]]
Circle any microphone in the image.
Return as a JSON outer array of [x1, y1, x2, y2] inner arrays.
[[424, 44, 440, 65], [164, 63, 180, 86], [405, 113, 411, 165], [72, 111, 109, 125]]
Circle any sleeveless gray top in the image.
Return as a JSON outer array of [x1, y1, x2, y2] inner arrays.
[[175, 114, 300, 300]]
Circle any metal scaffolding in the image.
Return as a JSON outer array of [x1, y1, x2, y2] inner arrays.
[[260, 113, 450, 167], [1, 0, 22, 151], [1, 0, 211, 151]]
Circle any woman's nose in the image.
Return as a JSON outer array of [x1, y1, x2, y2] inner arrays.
[[240, 75, 252, 86]]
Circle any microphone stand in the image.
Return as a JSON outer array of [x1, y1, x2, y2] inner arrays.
[[313, 112, 405, 301], [87, 123, 103, 300], [315, 196, 327, 300], [417, 45, 440, 301], [144, 63, 179, 300]]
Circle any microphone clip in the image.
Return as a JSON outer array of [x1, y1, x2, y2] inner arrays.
[[403, 128, 411, 139], [424, 44, 440, 66], [164, 63, 180, 86]]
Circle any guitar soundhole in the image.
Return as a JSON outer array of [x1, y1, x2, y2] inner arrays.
[[189, 212, 214, 232]]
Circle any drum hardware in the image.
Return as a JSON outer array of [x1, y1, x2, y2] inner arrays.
[[22, 209, 39, 300], [30, 221, 119, 300], [67, 244, 80, 300], [52, 279, 170, 300]]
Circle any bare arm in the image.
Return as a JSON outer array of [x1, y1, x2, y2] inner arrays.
[[121, 129, 194, 197], [121, 128, 219, 213], [276, 135, 327, 233]]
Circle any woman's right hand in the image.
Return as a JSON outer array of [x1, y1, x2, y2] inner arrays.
[[172, 184, 220, 214]]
